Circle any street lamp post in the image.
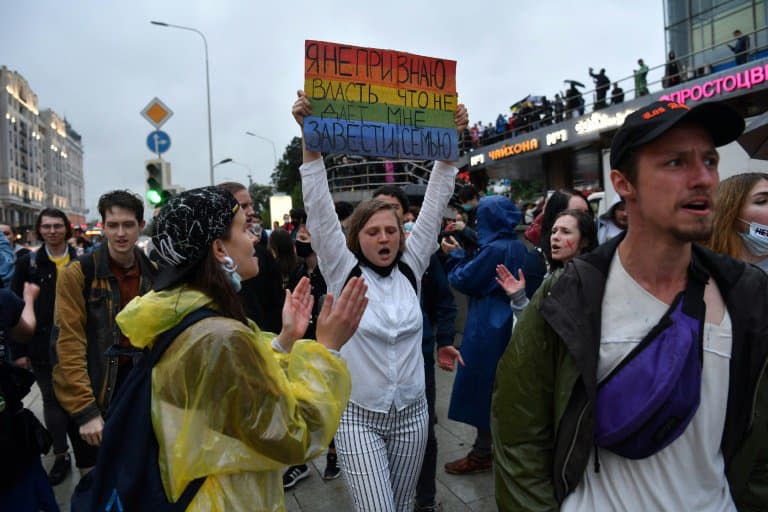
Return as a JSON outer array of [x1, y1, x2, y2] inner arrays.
[[215, 158, 253, 186], [245, 131, 278, 181], [151, 20, 215, 185]]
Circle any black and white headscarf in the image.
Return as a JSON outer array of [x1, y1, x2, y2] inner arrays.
[[152, 186, 239, 269]]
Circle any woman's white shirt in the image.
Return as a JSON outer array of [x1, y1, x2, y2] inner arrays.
[[301, 157, 457, 412]]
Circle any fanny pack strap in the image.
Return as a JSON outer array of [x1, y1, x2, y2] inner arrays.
[[682, 255, 709, 337]]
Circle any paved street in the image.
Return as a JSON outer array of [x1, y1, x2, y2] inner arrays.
[[26, 350, 495, 511]]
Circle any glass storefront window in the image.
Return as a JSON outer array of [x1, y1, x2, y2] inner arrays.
[[666, 0, 690, 25]]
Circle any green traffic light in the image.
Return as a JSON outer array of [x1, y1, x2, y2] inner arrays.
[[147, 189, 163, 205]]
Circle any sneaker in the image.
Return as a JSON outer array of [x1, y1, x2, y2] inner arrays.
[[48, 453, 72, 485], [444, 453, 492, 475], [323, 453, 341, 480], [414, 503, 442, 512], [283, 464, 310, 490]]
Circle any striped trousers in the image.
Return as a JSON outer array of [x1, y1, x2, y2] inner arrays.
[[336, 398, 429, 512]]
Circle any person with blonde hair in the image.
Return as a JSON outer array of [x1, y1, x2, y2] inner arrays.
[[709, 172, 768, 272]]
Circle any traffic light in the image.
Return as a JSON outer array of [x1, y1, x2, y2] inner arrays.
[[145, 159, 170, 207]]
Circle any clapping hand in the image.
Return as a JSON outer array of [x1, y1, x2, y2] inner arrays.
[[316, 277, 368, 352], [276, 277, 314, 352], [496, 264, 525, 296]]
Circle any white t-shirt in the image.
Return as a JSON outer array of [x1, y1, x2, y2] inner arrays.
[[561, 252, 736, 512]]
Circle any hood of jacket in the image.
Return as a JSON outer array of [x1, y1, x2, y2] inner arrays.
[[476, 195, 521, 246], [116, 287, 215, 350]]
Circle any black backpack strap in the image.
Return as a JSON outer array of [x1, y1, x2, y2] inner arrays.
[[149, 307, 219, 508], [397, 261, 418, 295], [79, 253, 95, 303], [344, 261, 418, 295]]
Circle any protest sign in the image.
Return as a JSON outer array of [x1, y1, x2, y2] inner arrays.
[[303, 40, 458, 161]]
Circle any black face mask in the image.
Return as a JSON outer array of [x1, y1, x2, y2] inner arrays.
[[295, 240, 313, 258]]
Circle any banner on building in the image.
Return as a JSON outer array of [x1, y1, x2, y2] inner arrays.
[[303, 40, 458, 161]]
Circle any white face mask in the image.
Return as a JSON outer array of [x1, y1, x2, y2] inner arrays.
[[738, 218, 768, 257]]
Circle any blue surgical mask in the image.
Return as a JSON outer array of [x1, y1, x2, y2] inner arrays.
[[403, 221, 415, 233], [462, 203, 474, 212], [221, 252, 243, 292], [738, 218, 768, 257]]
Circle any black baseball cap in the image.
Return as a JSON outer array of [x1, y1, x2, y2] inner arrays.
[[610, 100, 745, 170]]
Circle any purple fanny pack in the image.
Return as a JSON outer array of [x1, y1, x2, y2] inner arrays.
[[594, 261, 708, 459]]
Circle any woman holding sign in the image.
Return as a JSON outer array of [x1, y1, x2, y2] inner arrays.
[[292, 89, 467, 511]]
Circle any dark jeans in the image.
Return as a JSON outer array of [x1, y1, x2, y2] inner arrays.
[[415, 351, 437, 507], [32, 362, 71, 457]]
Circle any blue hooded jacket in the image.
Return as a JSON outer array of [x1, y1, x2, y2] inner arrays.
[[445, 195, 546, 430]]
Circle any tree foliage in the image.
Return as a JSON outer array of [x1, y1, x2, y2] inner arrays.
[[271, 136, 304, 209], [248, 183, 274, 224]]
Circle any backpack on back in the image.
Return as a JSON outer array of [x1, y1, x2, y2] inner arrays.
[[70, 307, 218, 512]]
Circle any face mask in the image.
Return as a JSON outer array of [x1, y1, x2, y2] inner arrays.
[[253, 222, 261, 230], [738, 218, 768, 257], [403, 221, 415, 233], [221, 253, 243, 292], [462, 203, 474, 212], [295, 240, 313, 258]]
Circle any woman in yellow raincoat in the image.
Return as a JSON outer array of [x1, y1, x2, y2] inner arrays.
[[116, 186, 368, 511]]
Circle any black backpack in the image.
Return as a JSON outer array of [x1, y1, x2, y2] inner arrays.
[[71, 307, 218, 512]]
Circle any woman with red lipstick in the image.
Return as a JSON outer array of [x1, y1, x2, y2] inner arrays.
[[292, 91, 468, 512]]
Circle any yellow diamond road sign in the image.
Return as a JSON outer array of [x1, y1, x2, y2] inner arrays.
[[141, 97, 173, 129]]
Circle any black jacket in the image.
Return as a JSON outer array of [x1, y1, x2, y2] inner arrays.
[[538, 236, 768, 506], [11, 246, 78, 363]]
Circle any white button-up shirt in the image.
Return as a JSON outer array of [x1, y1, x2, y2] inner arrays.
[[301, 158, 457, 412]]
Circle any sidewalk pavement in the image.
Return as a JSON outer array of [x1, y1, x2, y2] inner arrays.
[[25, 359, 495, 511]]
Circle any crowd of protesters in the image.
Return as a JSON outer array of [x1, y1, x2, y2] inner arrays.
[[464, 28, 756, 153], [2, 95, 768, 512]]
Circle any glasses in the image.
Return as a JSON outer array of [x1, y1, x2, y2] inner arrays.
[[40, 224, 66, 231]]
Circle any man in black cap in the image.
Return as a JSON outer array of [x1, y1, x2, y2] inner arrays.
[[491, 100, 768, 511]]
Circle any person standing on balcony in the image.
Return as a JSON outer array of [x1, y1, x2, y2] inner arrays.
[[729, 30, 750, 65], [611, 82, 625, 105], [589, 68, 610, 110], [634, 58, 649, 97]]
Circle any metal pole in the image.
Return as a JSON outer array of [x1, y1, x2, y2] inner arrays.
[[245, 131, 278, 177], [151, 21, 214, 184]]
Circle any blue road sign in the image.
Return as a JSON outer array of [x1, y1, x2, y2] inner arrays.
[[146, 130, 171, 154]]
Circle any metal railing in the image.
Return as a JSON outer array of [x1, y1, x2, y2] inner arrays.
[[322, 26, 768, 196], [470, 25, 768, 148], [326, 159, 436, 193]]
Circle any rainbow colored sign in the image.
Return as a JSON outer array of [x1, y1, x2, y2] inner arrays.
[[303, 40, 458, 161]]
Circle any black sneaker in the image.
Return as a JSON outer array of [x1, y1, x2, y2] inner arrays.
[[48, 453, 72, 486], [323, 453, 341, 480], [414, 503, 442, 512], [283, 464, 310, 490]]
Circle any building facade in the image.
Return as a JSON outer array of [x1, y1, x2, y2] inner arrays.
[[665, 0, 768, 75], [0, 66, 86, 230]]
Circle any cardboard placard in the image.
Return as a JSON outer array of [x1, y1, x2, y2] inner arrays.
[[304, 40, 458, 161]]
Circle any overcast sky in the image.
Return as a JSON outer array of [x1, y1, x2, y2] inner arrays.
[[1, 1, 666, 220]]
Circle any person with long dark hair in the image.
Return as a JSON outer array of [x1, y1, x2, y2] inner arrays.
[[539, 189, 590, 268], [497, 208, 598, 313], [114, 186, 368, 510]]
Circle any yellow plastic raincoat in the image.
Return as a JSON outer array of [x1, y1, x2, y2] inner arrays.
[[115, 288, 351, 511]]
